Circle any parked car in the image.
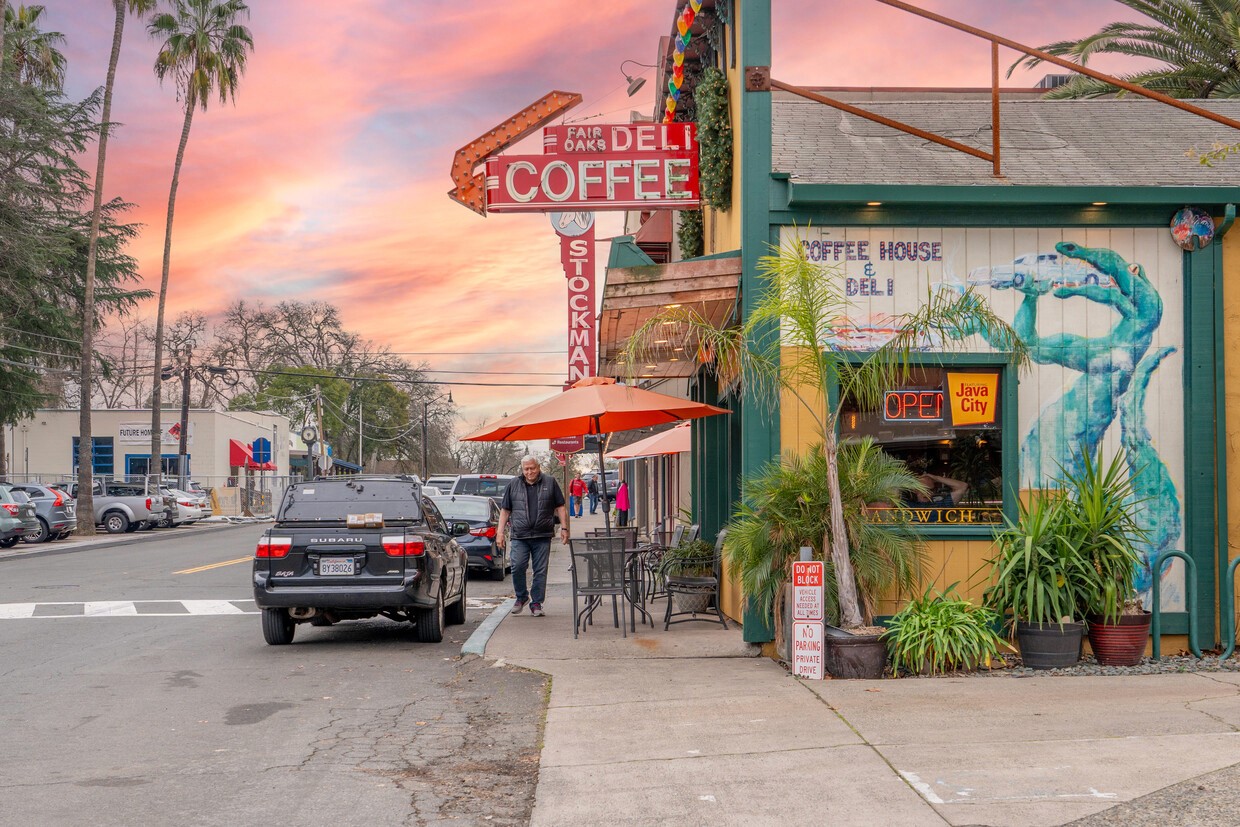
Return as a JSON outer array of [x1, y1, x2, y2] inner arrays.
[[431, 494, 505, 580], [253, 475, 469, 645], [425, 475, 460, 492], [603, 470, 619, 498], [8, 483, 77, 543], [0, 484, 38, 547], [69, 481, 174, 534], [156, 487, 206, 527], [451, 474, 514, 506]]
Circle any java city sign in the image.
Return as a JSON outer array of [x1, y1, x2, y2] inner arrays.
[[485, 123, 700, 213]]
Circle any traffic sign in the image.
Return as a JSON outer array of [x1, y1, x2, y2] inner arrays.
[[550, 435, 585, 454], [792, 621, 824, 680], [792, 560, 825, 622]]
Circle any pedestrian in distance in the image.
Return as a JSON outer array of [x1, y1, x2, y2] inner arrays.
[[615, 479, 630, 528], [497, 455, 569, 618], [586, 475, 600, 514], [569, 474, 586, 518]]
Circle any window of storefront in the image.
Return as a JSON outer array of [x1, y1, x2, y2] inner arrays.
[[124, 454, 187, 479], [71, 437, 114, 476], [839, 361, 1015, 531]]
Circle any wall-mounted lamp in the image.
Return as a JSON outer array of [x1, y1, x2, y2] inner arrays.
[[621, 60, 656, 97]]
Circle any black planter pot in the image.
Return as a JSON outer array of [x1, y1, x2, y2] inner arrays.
[[1016, 621, 1084, 670], [823, 625, 887, 679]]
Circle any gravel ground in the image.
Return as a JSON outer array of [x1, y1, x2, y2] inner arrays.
[[981, 653, 1240, 678], [1066, 761, 1240, 826]]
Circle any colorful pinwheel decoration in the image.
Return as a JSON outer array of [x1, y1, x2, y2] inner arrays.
[[664, 0, 703, 124]]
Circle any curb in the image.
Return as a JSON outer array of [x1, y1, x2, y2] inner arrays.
[[462, 598, 515, 657], [0, 520, 259, 564]]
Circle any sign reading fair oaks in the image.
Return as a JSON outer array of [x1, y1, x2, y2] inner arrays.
[[486, 123, 700, 212]]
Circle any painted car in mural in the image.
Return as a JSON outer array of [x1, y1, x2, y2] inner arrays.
[[968, 252, 1114, 290]]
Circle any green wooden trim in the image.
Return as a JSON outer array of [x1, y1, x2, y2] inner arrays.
[[1215, 205, 1235, 647], [786, 183, 1240, 208], [739, 0, 774, 644], [1183, 247, 1218, 641], [769, 206, 1188, 228]]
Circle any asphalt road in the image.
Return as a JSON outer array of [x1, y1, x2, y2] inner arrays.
[[0, 525, 547, 827]]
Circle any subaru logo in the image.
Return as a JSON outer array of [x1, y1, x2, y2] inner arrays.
[[311, 537, 363, 543]]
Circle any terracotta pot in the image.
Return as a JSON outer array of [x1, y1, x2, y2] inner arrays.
[[1086, 612, 1152, 667], [823, 625, 887, 679], [1016, 621, 1084, 670]]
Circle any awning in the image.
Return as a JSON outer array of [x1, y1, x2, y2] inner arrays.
[[605, 422, 691, 460], [598, 252, 741, 380], [228, 439, 254, 467], [248, 461, 276, 471]]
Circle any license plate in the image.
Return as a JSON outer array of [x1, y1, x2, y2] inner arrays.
[[319, 557, 355, 576]]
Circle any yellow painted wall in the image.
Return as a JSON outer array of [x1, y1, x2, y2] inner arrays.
[[701, 10, 742, 256]]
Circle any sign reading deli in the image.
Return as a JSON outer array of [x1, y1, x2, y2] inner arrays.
[[485, 123, 700, 213], [945, 372, 1000, 426]]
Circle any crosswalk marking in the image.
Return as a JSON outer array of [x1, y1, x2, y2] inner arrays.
[[0, 599, 258, 619]]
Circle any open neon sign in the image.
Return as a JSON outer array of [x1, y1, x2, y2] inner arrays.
[[883, 390, 944, 422]]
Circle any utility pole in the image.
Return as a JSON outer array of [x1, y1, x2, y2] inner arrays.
[[357, 394, 363, 471], [177, 344, 192, 491], [420, 390, 452, 482], [314, 385, 325, 476]]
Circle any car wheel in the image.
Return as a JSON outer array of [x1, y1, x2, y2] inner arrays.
[[20, 518, 49, 544], [0, 537, 17, 548], [261, 608, 296, 645], [1012, 273, 1025, 288], [415, 586, 445, 643], [490, 552, 506, 581], [103, 512, 129, 534], [446, 577, 467, 626]]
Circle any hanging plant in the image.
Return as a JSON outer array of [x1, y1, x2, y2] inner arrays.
[[695, 66, 732, 211], [678, 209, 704, 259]]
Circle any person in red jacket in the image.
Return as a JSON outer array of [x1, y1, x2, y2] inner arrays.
[[568, 475, 586, 518]]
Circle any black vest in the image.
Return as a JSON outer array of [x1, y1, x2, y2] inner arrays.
[[508, 474, 558, 538]]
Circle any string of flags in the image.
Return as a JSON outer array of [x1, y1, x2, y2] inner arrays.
[[663, 0, 703, 124]]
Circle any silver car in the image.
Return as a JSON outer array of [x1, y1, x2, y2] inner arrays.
[[9, 483, 77, 543], [0, 485, 39, 548]]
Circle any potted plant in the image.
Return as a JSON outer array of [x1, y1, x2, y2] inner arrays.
[[1062, 451, 1152, 666], [657, 538, 717, 613], [882, 584, 1008, 676], [982, 489, 1094, 669], [622, 233, 1026, 677]]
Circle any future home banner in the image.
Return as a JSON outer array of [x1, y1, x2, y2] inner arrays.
[[785, 226, 1186, 610]]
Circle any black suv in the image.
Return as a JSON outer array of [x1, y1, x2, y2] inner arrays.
[[253, 476, 469, 645]]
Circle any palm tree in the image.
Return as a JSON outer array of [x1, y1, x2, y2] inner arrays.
[[623, 235, 1028, 630], [1013, 0, 1240, 99], [4, 4, 65, 90], [146, 0, 253, 479], [77, 0, 158, 536]]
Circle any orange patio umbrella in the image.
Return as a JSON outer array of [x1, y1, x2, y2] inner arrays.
[[605, 422, 691, 460], [462, 376, 728, 533]]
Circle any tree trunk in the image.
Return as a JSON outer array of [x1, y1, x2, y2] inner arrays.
[[149, 103, 195, 481], [0, 425, 7, 481], [823, 427, 864, 628], [77, 1, 126, 536], [0, 0, 8, 75]]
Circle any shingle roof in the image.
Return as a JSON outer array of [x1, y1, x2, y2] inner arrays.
[[772, 96, 1240, 187]]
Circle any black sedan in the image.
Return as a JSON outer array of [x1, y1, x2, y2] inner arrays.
[[431, 494, 505, 581]]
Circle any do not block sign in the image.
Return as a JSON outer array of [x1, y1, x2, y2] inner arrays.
[[792, 560, 824, 622], [792, 621, 824, 680]]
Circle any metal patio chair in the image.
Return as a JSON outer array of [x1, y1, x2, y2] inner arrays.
[[569, 535, 633, 638], [663, 528, 728, 630]]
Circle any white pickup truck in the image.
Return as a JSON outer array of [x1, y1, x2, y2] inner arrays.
[[67, 481, 176, 534]]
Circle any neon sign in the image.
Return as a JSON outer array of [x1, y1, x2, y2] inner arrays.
[[883, 389, 944, 422]]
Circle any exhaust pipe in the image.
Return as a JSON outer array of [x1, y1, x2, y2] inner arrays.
[[289, 607, 318, 620]]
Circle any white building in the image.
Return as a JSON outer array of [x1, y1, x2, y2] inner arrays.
[[8, 409, 289, 484]]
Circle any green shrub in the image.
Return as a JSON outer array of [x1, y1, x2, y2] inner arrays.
[[657, 538, 715, 577], [883, 585, 1006, 675]]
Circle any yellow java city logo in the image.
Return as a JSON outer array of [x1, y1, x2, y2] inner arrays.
[[946, 372, 999, 426]]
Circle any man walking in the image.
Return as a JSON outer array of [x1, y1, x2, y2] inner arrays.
[[568, 474, 586, 518], [586, 474, 600, 514], [497, 455, 569, 617]]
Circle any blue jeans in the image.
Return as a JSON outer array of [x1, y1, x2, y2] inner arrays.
[[510, 537, 551, 605], [569, 495, 583, 517], [588, 493, 599, 514]]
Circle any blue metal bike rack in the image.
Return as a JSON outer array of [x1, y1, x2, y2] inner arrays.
[[1149, 550, 1201, 660], [1219, 556, 1240, 660]]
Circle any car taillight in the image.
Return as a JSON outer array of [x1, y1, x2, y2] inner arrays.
[[145, 497, 153, 511], [382, 534, 425, 556], [179, 500, 192, 507], [470, 526, 497, 538], [1, 504, 18, 516], [51, 490, 63, 506], [480, 475, 496, 479], [256, 536, 292, 558]]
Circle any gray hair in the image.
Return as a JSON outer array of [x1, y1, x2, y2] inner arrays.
[[520, 455, 540, 467]]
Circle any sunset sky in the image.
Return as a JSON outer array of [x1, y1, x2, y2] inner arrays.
[[52, 0, 1144, 432]]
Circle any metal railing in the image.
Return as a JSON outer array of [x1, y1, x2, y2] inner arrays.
[[1150, 550, 1202, 660]]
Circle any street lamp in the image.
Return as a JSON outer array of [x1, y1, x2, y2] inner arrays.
[[421, 390, 452, 481], [621, 60, 656, 96]]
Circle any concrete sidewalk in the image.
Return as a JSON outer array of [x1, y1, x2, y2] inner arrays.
[[481, 510, 1240, 825]]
